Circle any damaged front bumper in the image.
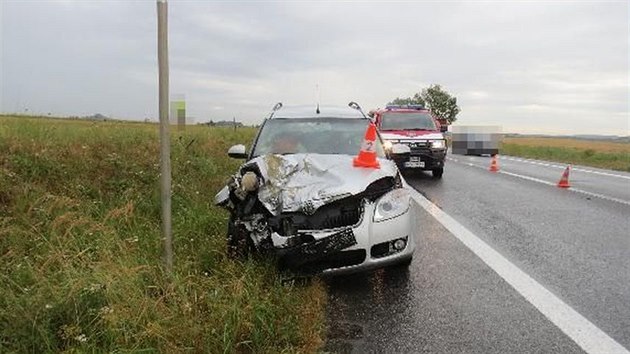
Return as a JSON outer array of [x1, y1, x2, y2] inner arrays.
[[272, 198, 415, 275]]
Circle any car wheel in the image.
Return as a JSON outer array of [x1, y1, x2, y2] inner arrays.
[[226, 217, 254, 259], [432, 167, 444, 179]]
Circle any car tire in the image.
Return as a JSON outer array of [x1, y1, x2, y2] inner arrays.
[[226, 217, 254, 259], [432, 167, 444, 179]]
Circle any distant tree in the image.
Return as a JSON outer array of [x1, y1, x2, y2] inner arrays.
[[387, 84, 460, 124], [421, 84, 460, 125], [387, 94, 425, 106]]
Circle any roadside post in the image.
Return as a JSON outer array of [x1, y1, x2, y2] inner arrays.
[[157, 0, 173, 272]]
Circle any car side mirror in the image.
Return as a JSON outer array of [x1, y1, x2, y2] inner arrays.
[[227, 144, 248, 159], [391, 143, 411, 155], [440, 125, 448, 133]]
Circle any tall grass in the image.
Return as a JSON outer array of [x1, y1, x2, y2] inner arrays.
[[501, 137, 630, 172], [0, 116, 325, 353]]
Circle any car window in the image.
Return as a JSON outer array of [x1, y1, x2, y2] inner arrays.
[[380, 112, 437, 131], [252, 118, 386, 157]]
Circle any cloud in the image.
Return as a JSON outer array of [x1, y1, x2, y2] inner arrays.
[[1, 0, 627, 135]]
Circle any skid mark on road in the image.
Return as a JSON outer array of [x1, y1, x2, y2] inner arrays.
[[446, 157, 630, 207], [409, 190, 630, 354]]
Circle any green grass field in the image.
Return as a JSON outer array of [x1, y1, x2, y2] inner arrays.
[[501, 137, 630, 172], [0, 116, 325, 353]]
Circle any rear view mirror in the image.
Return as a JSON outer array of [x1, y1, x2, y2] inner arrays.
[[227, 144, 248, 159]]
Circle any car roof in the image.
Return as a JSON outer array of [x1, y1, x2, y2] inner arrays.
[[270, 105, 366, 119]]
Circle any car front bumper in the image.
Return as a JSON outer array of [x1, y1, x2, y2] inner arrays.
[[391, 148, 446, 170], [286, 196, 415, 276]]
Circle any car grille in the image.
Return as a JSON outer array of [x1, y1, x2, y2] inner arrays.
[[269, 198, 363, 234], [410, 147, 431, 156], [268, 177, 395, 234], [300, 249, 366, 273], [407, 141, 430, 148], [370, 242, 391, 258], [322, 207, 362, 229], [396, 140, 431, 156], [302, 198, 363, 230]]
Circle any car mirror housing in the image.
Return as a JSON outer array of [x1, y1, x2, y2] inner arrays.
[[440, 125, 448, 133], [227, 144, 248, 159]]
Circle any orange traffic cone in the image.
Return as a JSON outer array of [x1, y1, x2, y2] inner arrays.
[[557, 165, 571, 188], [489, 155, 499, 172], [353, 122, 380, 169]]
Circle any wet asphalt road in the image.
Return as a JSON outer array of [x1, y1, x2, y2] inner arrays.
[[324, 155, 630, 353]]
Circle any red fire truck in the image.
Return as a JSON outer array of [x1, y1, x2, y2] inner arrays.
[[373, 105, 447, 178]]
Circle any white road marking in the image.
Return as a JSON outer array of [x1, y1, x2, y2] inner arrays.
[[499, 156, 630, 181], [565, 187, 630, 207], [408, 190, 630, 354], [499, 170, 559, 187], [446, 157, 630, 207]]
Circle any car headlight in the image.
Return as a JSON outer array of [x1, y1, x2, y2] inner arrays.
[[383, 140, 393, 150], [373, 188, 411, 222], [430, 139, 446, 149]]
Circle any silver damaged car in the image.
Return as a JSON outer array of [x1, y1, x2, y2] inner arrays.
[[215, 103, 416, 275]]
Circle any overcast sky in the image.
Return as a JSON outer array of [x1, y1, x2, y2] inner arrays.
[[1, 0, 628, 135]]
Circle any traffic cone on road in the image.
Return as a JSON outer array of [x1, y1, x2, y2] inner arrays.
[[557, 165, 571, 188], [353, 122, 380, 169], [489, 155, 499, 172]]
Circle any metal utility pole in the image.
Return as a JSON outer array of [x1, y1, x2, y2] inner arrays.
[[157, 0, 173, 272]]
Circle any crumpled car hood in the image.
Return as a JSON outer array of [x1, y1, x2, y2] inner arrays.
[[236, 154, 398, 216]]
